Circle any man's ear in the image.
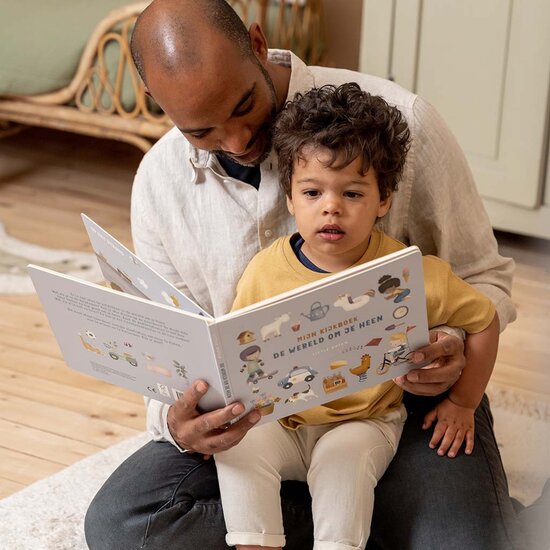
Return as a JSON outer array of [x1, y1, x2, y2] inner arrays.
[[377, 193, 393, 218], [248, 23, 269, 63], [286, 195, 295, 216]]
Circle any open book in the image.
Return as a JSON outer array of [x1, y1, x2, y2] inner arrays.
[[28, 215, 429, 425]]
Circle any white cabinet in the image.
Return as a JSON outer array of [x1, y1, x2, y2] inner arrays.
[[360, 0, 550, 239]]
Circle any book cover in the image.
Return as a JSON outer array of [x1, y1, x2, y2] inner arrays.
[[28, 218, 429, 426], [213, 246, 428, 422]]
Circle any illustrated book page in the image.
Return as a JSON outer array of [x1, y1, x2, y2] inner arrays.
[[28, 266, 226, 410], [81, 214, 210, 318]]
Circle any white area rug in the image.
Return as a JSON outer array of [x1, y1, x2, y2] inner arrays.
[[0, 220, 102, 294], [0, 432, 151, 550], [0, 388, 548, 550], [487, 382, 550, 506]]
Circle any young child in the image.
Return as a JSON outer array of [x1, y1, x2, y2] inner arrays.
[[214, 83, 499, 550]]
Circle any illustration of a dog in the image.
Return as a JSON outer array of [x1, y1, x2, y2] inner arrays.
[[261, 313, 290, 341]]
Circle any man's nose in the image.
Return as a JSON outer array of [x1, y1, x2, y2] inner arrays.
[[219, 123, 253, 155]]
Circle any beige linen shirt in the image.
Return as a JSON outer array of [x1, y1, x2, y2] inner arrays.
[[131, 50, 515, 449]]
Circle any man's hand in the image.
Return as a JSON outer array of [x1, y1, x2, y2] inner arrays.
[[422, 397, 475, 458], [167, 380, 261, 460], [393, 330, 465, 396]]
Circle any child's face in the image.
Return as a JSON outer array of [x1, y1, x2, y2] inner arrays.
[[287, 147, 391, 272]]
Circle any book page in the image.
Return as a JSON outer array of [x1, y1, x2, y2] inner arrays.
[[82, 214, 211, 318], [29, 266, 226, 411], [216, 248, 429, 424]]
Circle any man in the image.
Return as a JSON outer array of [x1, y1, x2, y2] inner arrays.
[[85, 0, 523, 548]]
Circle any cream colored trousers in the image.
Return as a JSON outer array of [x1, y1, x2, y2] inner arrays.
[[214, 406, 406, 550]]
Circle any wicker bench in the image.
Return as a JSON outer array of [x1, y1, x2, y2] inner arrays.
[[0, 0, 324, 152]]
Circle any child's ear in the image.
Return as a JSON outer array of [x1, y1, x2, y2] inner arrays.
[[286, 195, 295, 216], [377, 193, 393, 218]]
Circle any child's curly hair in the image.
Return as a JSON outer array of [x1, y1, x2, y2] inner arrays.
[[273, 83, 411, 199]]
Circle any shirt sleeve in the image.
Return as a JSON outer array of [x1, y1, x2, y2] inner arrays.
[[144, 397, 187, 453], [131, 158, 193, 450], [131, 160, 193, 298], [405, 97, 516, 331]]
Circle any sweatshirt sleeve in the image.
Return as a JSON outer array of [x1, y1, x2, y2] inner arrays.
[[423, 256, 496, 334]]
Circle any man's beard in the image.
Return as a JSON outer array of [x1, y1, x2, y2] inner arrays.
[[213, 119, 273, 167], [215, 60, 278, 167]]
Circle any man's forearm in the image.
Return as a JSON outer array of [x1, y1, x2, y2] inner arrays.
[[470, 280, 516, 333], [407, 97, 516, 333]]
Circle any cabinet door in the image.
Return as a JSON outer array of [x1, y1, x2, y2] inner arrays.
[[360, 0, 550, 210]]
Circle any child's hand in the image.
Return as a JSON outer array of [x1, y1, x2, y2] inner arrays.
[[422, 398, 475, 458]]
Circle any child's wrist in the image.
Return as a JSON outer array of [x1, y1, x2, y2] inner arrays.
[[447, 392, 477, 410]]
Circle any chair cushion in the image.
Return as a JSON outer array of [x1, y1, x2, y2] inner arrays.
[[0, 0, 134, 96]]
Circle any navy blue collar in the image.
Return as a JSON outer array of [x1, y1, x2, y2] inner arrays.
[[290, 234, 328, 273]]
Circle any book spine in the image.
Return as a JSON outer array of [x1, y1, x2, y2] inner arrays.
[[209, 323, 235, 405]]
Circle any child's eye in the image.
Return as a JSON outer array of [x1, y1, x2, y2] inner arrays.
[[304, 190, 320, 197], [344, 191, 363, 198]]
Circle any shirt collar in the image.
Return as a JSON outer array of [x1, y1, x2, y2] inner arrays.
[[281, 50, 315, 103]]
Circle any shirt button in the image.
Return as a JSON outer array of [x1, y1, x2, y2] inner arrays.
[[264, 229, 273, 238]]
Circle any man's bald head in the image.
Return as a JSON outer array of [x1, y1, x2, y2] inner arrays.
[[131, 0, 254, 86]]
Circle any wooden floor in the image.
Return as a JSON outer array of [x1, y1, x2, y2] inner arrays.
[[0, 127, 549, 500], [489, 236, 550, 405], [0, 128, 145, 499]]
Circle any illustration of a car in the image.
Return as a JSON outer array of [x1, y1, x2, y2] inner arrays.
[[104, 341, 138, 367], [108, 351, 138, 367], [278, 366, 318, 389]]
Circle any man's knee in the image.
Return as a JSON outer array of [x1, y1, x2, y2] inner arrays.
[[84, 481, 138, 549], [84, 493, 109, 549]]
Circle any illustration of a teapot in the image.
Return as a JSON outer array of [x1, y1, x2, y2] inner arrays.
[[301, 301, 330, 321]]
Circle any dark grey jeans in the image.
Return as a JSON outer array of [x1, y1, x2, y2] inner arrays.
[[85, 395, 528, 549]]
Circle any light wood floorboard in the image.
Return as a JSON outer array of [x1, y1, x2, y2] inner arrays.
[[0, 128, 143, 498], [0, 127, 548, 500]]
